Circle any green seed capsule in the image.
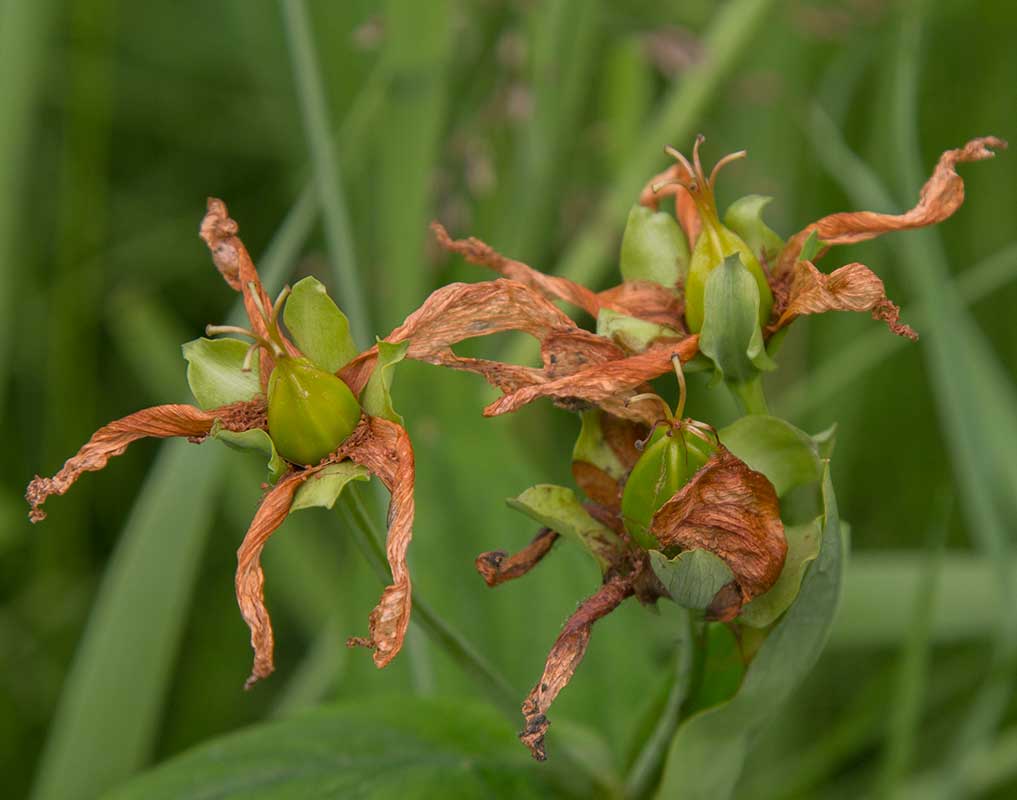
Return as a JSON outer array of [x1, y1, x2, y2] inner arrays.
[[621, 427, 713, 550], [267, 356, 361, 466], [620, 205, 690, 287]]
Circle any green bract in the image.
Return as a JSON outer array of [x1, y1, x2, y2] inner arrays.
[[621, 427, 714, 550], [619, 204, 689, 287], [267, 356, 361, 466], [723, 194, 784, 266]]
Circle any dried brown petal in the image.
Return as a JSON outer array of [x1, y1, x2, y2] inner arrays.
[[597, 280, 683, 328], [651, 447, 786, 618], [484, 337, 699, 422], [342, 416, 416, 669], [776, 259, 917, 339], [200, 198, 301, 387], [26, 401, 263, 523], [236, 469, 308, 688], [520, 576, 633, 760], [779, 136, 1007, 271], [475, 528, 560, 587]]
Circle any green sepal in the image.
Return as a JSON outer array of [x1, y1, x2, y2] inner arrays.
[[649, 548, 734, 610], [812, 423, 837, 460], [699, 255, 776, 390], [572, 410, 626, 480], [209, 421, 287, 483], [506, 484, 623, 574], [799, 229, 824, 262], [718, 415, 822, 497], [684, 623, 747, 716], [291, 461, 371, 512], [723, 195, 784, 265], [739, 517, 822, 628], [182, 337, 260, 410], [360, 339, 409, 425], [619, 204, 689, 287], [596, 308, 682, 353], [283, 276, 358, 373]]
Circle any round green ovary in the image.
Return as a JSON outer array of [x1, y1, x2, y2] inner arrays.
[[267, 357, 361, 465], [622, 429, 712, 550], [684, 225, 773, 333]]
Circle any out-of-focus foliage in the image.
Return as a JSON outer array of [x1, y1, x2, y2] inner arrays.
[[2, 0, 1015, 798]]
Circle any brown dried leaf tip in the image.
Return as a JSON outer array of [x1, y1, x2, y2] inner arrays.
[[27, 199, 419, 690]]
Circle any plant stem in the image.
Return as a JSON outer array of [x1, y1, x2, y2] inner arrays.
[[338, 486, 519, 717], [730, 376, 770, 416]]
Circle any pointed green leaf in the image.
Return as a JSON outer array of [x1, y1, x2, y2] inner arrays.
[[597, 308, 682, 353], [211, 422, 287, 483], [649, 548, 735, 610], [812, 423, 838, 460], [291, 461, 370, 512], [799, 229, 824, 262], [739, 517, 823, 627], [507, 484, 623, 574], [699, 255, 776, 389], [655, 465, 843, 800], [182, 337, 260, 410], [360, 339, 409, 424], [620, 204, 689, 286], [723, 195, 784, 264], [107, 696, 553, 800], [719, 415, 822, 497], [283, 276, 358, 373]]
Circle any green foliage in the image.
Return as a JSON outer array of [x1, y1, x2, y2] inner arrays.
[[360, 339, 409, 424], [282, 276, 358, 372], [723, 195, 784, 264], [619, 204, 689, 286], [182, 337, 261, 410], [649, 549, 734, 610], [109, 697, 554, 800]]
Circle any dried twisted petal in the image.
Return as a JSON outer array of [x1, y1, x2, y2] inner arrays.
[[779, 136, 1007, 272], [520, 576, 633, 760], [475, 528, 560, 587], [237, 415, 417, 687], [26, 400, 264, 523], [651, 447, 786, 618], [776, 259, 917, 339]]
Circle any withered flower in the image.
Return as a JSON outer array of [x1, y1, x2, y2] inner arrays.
[[28, 199, 417, 687]]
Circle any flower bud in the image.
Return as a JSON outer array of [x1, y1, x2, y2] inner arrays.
[[619, 204, 690, 287], [267, 356, 362, 466], [621, 427, 714, 549]]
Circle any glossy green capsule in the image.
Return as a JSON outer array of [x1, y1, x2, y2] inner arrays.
[[668, 138, 773, 333], [267, 356, 361, 466], [621, 426, 713, 550]]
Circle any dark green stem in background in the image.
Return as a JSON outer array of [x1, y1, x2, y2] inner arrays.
[[731, 376, 770, 417]]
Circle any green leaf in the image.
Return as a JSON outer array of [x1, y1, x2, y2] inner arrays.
[[181, 337, 260, 410], [685, 623, 746, 716], [699, 255, 775, 388], [507, 484, 623, 574], [211, 422, 288, 483], [282, 276, 358, 372], [107, 696, 553, 800], [723, 195, 784, 264], [718, 415, 822, 497], [360, 338, 409, 424], [596, 307, 682, 353], [739, 517, 823, 627], [619, 204, 689, 286], [655, 465, 843, 800], [290, 461, 370, 512], [799, 229, 823, 262], [572, 409, 626, 480], [649, 549, 735, 610]]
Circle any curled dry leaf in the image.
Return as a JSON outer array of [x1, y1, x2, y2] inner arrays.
[[776, 259, 918, 340], [431, 223, 682, 326], [475, 528, 560, 587], [237, 415, 417, 687], [651, 447, 786, 620], [25, 400, 265, 523], [779, 136, 1007, 271], [520, 575, 634, 761]]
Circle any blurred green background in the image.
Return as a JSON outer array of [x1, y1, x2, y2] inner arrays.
[[2, 0, 1015, 797]]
